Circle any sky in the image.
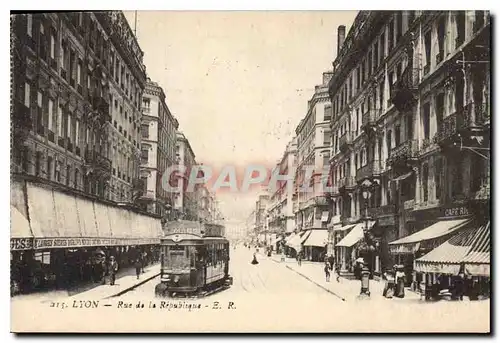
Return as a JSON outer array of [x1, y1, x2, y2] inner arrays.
[[123, 11, 357, 226]]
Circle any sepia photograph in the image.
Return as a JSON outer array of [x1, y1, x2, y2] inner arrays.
[[9, 9, 491, 333]]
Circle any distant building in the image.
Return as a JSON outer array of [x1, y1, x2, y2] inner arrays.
[[138, 78, 179, 217], [175, 131, 198, 220]]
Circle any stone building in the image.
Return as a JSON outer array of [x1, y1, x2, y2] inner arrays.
[[174, 131, 198, 220], [267, 138, 297, 250], [291, 72, 333, 261], [327, 11, 490, 281], [11, 12, 146, 202], [138, 78, 179, 217]]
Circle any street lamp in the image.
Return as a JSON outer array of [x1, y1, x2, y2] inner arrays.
[[359, 180, 373, 298]]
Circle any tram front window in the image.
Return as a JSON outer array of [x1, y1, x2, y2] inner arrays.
[[165, 246, 190, 270]]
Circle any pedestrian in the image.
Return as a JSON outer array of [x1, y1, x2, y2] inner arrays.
[[142, 251, 147, 273], [328, 254, 335, 271], [335, 263, 341, 282], [108, 256, 118, 286], [251, 253, 259, 265], [297, 251, 302, 266], [134, 258, 142, 280], [324, 262, 331, 282]]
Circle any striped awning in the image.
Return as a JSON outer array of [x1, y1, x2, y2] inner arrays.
[[462, 221, 490, 276], [336, 221, 375, 248], [389, 219, 471, 254], [414, 221, 490, 276]]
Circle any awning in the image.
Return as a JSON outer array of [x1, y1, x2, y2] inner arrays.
[[392, 171, 413, 183], [286, 230, 311, 250], [11, 206, 34, 250], [333, 223, 356, 232], [336, 222, 374, 248], [321, 211, 329, 222], [303, 229, 328, 247], [24, 181, 161, 250], [271, 236, 285, 245], [414, 226, 479, 274], [389, 218, 471, 254], [285, 232, 298, 244], [462, 221, 490, 276]]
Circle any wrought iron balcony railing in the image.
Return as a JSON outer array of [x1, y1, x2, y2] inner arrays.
[[339, 131, 354, 151], [356, 160, 382, 182], [387, 139, 418, 167], [361, 110, 378, 130], [390, 66, 420, 111]]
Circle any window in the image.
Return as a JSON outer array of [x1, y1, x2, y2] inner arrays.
[[422, 164, 429, 202], [435, 93, 444, 134], [435, 158, 442, 200], [57, 104, 63, 137], [141, 149, 149, 164], [77, 61, 82, 84], [423, 103, 430, 139], [406, 114, 414, 142], [373, 41, 379, 70], [437, 16, 446, 62], [67, 113, 72, 140], [48, 99, 54, 131], [141, 124, 149, 138], [379, 81, 384, 109], [324, 105, 332, 121], [388, 72, 394, 99], [74, 169, 79, 188], [26, 14, 32, 37], [386, 130, 392, 153], [37, 91, 42, 108], [424, 31, 431, 69], [47, 156, 53, 180], [66, 165, 71, 185], [396, 12, 402, 43], [50, 32, 56, 59], [395, 125, 401, 147], [323, 130, 331, 146], [456, 12, 466, 47], [380, 31, 385, 62], [388, 19, 394, 50], [75, 119, 80, 144], [24, 83, 31, 107], [368, 51, 372, 76], [35, 152, 41, 176]]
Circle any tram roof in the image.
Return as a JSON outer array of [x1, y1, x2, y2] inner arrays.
[[163, 220, 225, 238]]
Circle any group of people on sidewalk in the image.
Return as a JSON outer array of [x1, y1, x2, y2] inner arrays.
[[322, 254, 340, 283]]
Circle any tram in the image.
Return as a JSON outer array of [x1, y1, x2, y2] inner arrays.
[[155, 220, 233, 297]]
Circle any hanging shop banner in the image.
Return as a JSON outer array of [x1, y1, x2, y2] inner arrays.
[[11, 238, 34, 251], [34, 237, 160, 249]]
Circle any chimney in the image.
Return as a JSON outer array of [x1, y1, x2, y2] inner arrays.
[[337, 25, 346, 56]]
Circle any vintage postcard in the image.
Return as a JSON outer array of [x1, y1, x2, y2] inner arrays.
[[10, 10, 490, 333]]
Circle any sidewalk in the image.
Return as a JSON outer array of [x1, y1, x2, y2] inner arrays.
[[269, 254, 421, 303], [70, 263, 161, 300], [11, 263, 161, 305]]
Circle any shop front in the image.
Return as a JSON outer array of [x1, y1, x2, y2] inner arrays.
[[10, 180, 163, 295], [335, 222, 375, 272], [302, 229, 328, 262], [414, 221, 490, 300]]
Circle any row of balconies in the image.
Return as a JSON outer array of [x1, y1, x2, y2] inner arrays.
[[434, 102, 490, 145]]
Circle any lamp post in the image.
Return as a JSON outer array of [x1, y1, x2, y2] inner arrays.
[[359, 181, 373, 298]]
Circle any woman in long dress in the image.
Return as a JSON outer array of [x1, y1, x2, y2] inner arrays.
[[251, 252, 259, 265]]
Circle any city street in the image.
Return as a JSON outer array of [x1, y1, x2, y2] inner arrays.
[[121, 246, 341, 301], [11, 245, 490, 332]]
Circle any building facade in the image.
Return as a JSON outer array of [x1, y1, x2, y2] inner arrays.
[[174, 131, 198, 220], [293, 72, 333, 260], [328, 11, 490, 280], [255, 192, 269, 244], [139, 78, 179, 217], [11, 12, 146, 203], [268, 138, 298, 240]]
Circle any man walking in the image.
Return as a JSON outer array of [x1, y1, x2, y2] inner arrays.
[[108, 256, 118, 286], [297, 251, 302, 267], [324, 262, 331, 282]]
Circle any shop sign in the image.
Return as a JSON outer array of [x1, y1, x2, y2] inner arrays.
[[443, 205, 470, 218], [11, 238, 34, 251], [34, 237, 160, 249]]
